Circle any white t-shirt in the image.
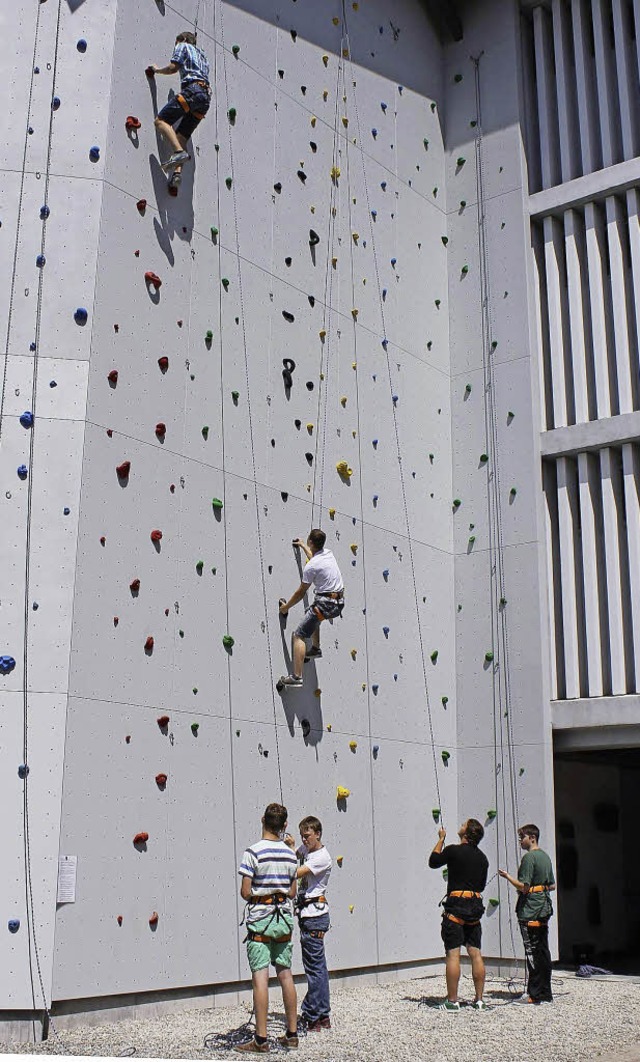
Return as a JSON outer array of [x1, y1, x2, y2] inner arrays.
[[302, 549, 343, 596], [297, 843, 332, 918]]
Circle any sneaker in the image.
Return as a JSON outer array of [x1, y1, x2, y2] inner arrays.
[[513, 995, 535, 1004], [304, 647, 323, 661], [305, 1019, 325, 1032], [472, 1000, 490, 1011], [277, 1033, 299, 1050], [277, 675, 303, 689], [161, 150, 190, 172], [319, 1017, 331, 1029], [437, 1000, 460, 1012], [233, 1038, 269, 1054]]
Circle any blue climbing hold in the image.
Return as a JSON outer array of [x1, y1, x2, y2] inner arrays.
[[89, 146, 100, 161], [382, 569, 389, 580], [40, 205, 50, 219], [0, 656, 17, 675], [17, 465, 28, 479], [36, 255, 46, 268], [32, 602, 39, 610], [373, 495, 378, 505], [372, 439, 378, 448], [371, 128, 378, 138], [8, 920, 20, 934], [371, 210, 377, 219], [382, 288, 387, 300], [74, 307, 88, 325], [398, 85, 403, 94], [381, 102, 387, 111], [393, 673, 398, 681], [49, 380, 57, 387], [381, 338, 388, 350], [392, 395, 398, 404], [373, 745, 380, 756], [391, 257, 397, 266], [372, 684, 379, 694], [29, 342, 36, 351], [63, 507, 70, 516], [77, 38, 87, 52], [381, 181, 387, 191], [18, 765, 29, 780], [52, 97, 61, 110], [383, 626, 389, 636], [20, 411, 34, 428]]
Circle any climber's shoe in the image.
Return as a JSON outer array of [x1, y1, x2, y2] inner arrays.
[[162, 150, 190, 172]]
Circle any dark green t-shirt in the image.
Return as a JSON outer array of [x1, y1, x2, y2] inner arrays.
[[515, 848, 555, 922]]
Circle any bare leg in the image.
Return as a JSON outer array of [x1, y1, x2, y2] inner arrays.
[[468, 946, 485, 1002], [291, 634, 306, 679], [445, 948, 461, 1003], [154, 116, 182, 153], [276, 966, 298, 1033], [311, 626, 321, 650], [252, 968, 269, 1039]]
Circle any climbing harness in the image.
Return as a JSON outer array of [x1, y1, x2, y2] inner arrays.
[[448, 890, 482, 899], [525, 885, 551, 894], [444, 912, 481, 927], [176, 82, 211, 121]]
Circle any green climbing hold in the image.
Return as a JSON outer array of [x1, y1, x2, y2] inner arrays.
[[441, 750, 450, 764], [225, 177, 232, 189], [191, 722, 199, 734], [232, 44, 240, 56], [470, 120, 477, 128], [430, 650, 439, 663], [507, 410, 515, 420], [491, 340, 498, 350], [453, 499, 461, 509], [441, 236, 448, 246], [441, 696, 448, 707], [460, 200, 466, 209], [202, 426, 209, 439], [454, 73, 463, 83], [196, 560, 204, 574], [510, 486, 517, 497], [429, 453, 434, 463], [461, 264, 469, 275], [468, 536, 476, 546], [487, 809, 497, 820], [480, 453, 488, 463], [423, 138, 429, 149], [499, 597, 507, 607], [228, 107, 237, 123], [211, 567, 217, 575], [456, 156, 466, 167], [432, 808, 440, 822], [222, 277, 230, 290], [211, 226, 219, 240], [430, 102, 436, 112], [488, 898, 500, 908], [231, 390, 240, 402], [205, 329, 213, 342], [435, 299, 441, 308], [519, 767, 525, 776], [212, 498, 223, 509], [485, 651, 494, 663], [223, 634, 235, 649], [465, 383, 472, 394], [179, 629, 184, 638]]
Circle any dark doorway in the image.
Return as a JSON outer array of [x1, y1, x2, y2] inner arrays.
[[554, 746, 640, 974]]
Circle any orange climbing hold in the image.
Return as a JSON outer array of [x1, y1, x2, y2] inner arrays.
[[155, 773, 167, 786], [157, 715, 170, 728], [125, 116, 141, 130], [149, 911, 159, 926], [150, 529, 163, 542], [144, 271, 162, 289], [144, 636, 154, 652], [133, 832, 149, 845]]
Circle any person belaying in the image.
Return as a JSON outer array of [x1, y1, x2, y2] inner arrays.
[[235, 803, 299, 1053], [499, 823, 556, 1005], [278, 529, 344, 689], [285, 815, 332, 1030], [428, 819, 490, 1012], [148, 30, 211, 190]]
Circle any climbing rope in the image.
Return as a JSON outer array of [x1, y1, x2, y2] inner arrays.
[[218, 0, 284, 802], [343, 2, 443, 819]]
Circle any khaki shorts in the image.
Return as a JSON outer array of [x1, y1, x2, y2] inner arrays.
[[246, 914, 294, 972]]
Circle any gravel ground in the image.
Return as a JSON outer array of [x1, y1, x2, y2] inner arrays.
[[2, 972, 639, 1061]]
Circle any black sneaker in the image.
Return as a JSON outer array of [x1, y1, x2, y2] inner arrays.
[[277, 675, 303, 690], [304, 647, 322, 661]]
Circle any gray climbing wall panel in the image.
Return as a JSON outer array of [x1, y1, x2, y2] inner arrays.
[[1, 0, 554, 1019]]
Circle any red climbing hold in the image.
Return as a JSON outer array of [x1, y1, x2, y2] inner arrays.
[[150, 529, 163, 543], [125, 735, 131, 744], [130, 578, 140, 592], [170, 484, 175, 493], [145, 65, 155, 78], [113, 616, 119, 626], [133, 832, 149, 845], [164, 608, 169, 617], [125, 115, 141, 130], [155, 773, 167, 786], [155, 422, 166, 438], [106, 429, 113, 437], [144, 271, 162, 289], [136, 199, 147, 214], [100, 536, 106, 546], [157, 715, 170, 728], [116, 461, 131, 479], [117, 915, 123, 926], [149, 911, 159, 926], [107, 369, 118, 384], [158, 356, 169, 373], [144, 636, 154, 652]]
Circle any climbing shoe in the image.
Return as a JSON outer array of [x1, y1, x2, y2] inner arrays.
[[162, 150, 190, 172], [277, 1033, 299, 1049], [232, 1038, 269, 1053], [304, 647, 322, 661], [277, 675, 303, 690], [437, 1000, 460, 1012], [472, 1000, 490, 1012]]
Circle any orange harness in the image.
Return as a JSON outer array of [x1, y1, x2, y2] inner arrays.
[[176, 84, 209, 122], [445, 912, 480, 927]]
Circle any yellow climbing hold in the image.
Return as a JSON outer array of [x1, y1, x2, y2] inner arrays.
[[322, 54, 329, 66], [336, 855, 344, 866], [319, 328, 326, 340], [322, 89, 328, 101], [349, 740, 357, 751], [349, 904, 355, 913], [329, 507, 336, 519], [352, 1, 359, 8], [340, 396, 347, 407], [310, 205, 316, 213], [306, 423, 314, 434], [327, 723, 332, 731], [331, 166, 341, 180], [337, 785, 350, 799], [352, 362, 357, 370], [314, 688, 322, 697], [342, 48, 350, 58], [336, 460, 353, 477], [351, 308, 358, 319], [320, 372, 325, 380], [352, 232, 359, 243], [310, 115, 317, 127], [332, 16, 340, 25], [362, 683, 366, 691], [350, 543, 358, 554], [342, 117, 349, 128], [352, 430, 357, 438], [332, 257, 338, 268], [350, 648, 357, 659]]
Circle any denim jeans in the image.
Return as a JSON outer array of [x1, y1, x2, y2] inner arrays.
[[299, 912, 330, 1021]]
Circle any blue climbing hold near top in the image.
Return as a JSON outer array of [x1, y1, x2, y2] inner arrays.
[[8, 920, 20, 933], [372, 684, 379, 694], [89, 145, 100, 161], [63, 507, 70, 516], [18, 765, 29, 779], [371, 210, 377, 219], [74, 307, 88, 324], [391, 257, 397, 266], [0, 656, 17, 675], [381, 338, 388, 350], [382, 569, 389, 579], [392, 395, 398, 404], [52, 96, 61, 110], [381, 102, 387, 111], [49, 380, 57, 387], [77, 38, 87, 52], [371, 128, 377, 137], [383, 626, 389, 636], [36, 255, 46, 268], [381, 181, 387, 190], [17, 465, 28, 479], [40, 205, 50, 219], [20, 411, 34, 428]]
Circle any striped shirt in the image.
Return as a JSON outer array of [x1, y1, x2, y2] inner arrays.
[[238, 839, 298, 923], [171, 41, 210, 88]]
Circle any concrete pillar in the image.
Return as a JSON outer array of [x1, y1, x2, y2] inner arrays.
[[533, 3, 560, 188], [605, 196, 634, 415], [564, 209, 590, 424], [600, 447, 626, 694], [584, 203, 613, 419], [556, 456, 581, 697], [622, 443, 640, 692], [571, 0, 599, 172], [577, 452, 604, 696], [544, 215, 570, 427]]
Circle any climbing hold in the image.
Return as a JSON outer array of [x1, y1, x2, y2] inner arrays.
[[191, 722, 199, 734], [232, 44, 240, 55], [371, 128, 378, 138], [328, 508, 336, 519], [36, 254, 46, 268], [479, 453, 488, 463], [63, 508, 71, 516], [485, 651, 494, 663], [507, 410, 515, 420], [133, 832, 149, 845], [144, 636, 154, 652], [392, 395, 398, 405], [350, 544, 358, 555], [18, 763, 29, 780], [222, 277, 230, 290], [155, 773, 167, 787], [212, 498, 223, 510], [89, 146, 100, 161], [40, 205, 50, 219], [452, 499, 461, 509], [227, 107, 237, 123], [20, 411, 34, 428], [282, 311, 295, 323], [196, 560, 204, 574], [432, 808, 441, 822], [157, 715, 170, 728], [136, 199, 147, 216], [488, 898, 500, 908], [231, 390, 239, 403], [349, 741, 358, 753], [314, 688, 321, 698], [144, 271, 162, 289], [107, 369, 118, 385], [430, 650, 439, 663], [8, 920, 20, 934], [510, 486, 517, 497], [309, 229, 320, 246], [306, 423, 314, 434], [351, 308, 358, 319], [330, 166, 340, 180], [129, 578, 140, 592], [442, 696, 449, 707], [149, 912, 159, 926], [116, 461, 131, 479], [297, 169, 307, 183], [461, 264, 469, 275], [225, 177, 233, 190], [336, 460, 352, 478], [17, 465, 28, 479], [222, 635, 235, 649], [441, 750, 451, 764], [372, 684, 379, 694], [487, 809, 497, 821], [336, 786, 350, 800], [77, 38, 87, 52], [336, 855, 344, 867], [155, 422, 166, 439], [441, 236, 448, 246], [382, 569, 389, 580], [74, 307, 88, 325], [158, 356, 169, 372], [125, 115, 141, 131], [382, 626, 389, 637], [150, 529, 163, 542], [456, 156, 466, 167], [116, 915, 123, 926]]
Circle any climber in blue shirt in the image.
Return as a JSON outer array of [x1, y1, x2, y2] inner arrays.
[[147, 31, 211, 189]]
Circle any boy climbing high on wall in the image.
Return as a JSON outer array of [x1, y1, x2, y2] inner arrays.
[[147, 30, 211, 190]]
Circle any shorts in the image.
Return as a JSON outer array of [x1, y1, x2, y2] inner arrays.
[[294, 598, 343, 639], [246, 914, 294, 973], [157, 83, 211, 140], [441, 914, 482, 953]]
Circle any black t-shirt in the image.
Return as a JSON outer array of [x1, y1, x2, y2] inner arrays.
[[429, 843, 489, 894]]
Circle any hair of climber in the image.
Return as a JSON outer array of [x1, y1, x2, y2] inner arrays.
[[263, 803, 288, 834], [299, 815, 322, 837], [176, 30, 197, 45], [307, 528, 326, 552], [518, 823, 540, 843], [463, 818, 484, 846]]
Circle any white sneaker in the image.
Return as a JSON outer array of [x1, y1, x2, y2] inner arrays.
[[162, 150, 190, 172], [472, 1000, 490, 1011], [437, 1001, 460, 1012]]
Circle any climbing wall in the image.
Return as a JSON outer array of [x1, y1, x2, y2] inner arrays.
[[2, 0, 554, 1022]]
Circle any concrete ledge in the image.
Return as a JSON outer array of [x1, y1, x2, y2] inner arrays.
[[540, 411, 640, 459], [552, 694, 640, 730], [529, 157, 640, 219]]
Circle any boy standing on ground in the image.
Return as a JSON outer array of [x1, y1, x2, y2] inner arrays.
[[235, 804, 299, 1053], [499, 823, 555, 1004], [428, 818, 489, 1012], [147, 31, 211, 189], [286, 816, 332, 1031], [278, 529, 344, 689]]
